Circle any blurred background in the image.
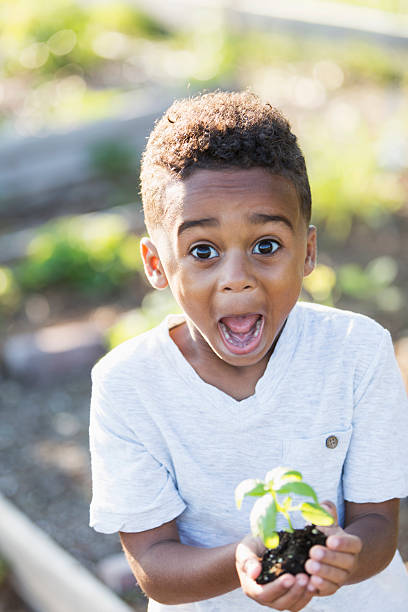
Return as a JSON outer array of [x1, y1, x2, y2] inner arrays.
[[1, 0, 408, 610]]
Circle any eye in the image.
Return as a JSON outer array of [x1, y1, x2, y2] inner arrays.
[[190, 244, 219, 259], [253, 239, 280, 255]]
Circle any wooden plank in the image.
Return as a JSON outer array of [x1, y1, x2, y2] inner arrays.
[[0, 493, 132, 612]]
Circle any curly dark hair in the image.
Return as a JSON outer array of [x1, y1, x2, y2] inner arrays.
[[140, 90, 311, 230]]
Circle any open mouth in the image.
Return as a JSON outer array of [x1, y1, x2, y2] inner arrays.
[[218, 314, 264, 355]]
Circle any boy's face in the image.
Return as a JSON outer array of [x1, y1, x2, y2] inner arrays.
[[141, 167, 316, 369]]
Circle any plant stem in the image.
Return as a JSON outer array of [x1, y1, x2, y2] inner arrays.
[[272, 490, 294, 532]]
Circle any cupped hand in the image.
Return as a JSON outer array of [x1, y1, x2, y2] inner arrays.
[[236, 535, 314, 611], [304, 500, 362, 597]]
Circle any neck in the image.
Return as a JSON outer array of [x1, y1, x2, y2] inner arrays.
[[170, 319, 285, 401]]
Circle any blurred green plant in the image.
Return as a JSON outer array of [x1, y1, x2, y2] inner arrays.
[[0, 558, 10, 586], [303, 264, 337, 305], [171, 15, 239, 85], [14, 214, 143, 295], [338, 256, 402, 312], [1, 0, 169, 79], [107, 290, 181, 349], [308, 125, 404, 238], [0, 266, 21, 315], [227, 30, 408, 88], [0, 0, 170, 129], [2, 1, 408, 135], [89, 139, 137, 178], [168, 25, 408, 91], [303, 256, 402, 314]]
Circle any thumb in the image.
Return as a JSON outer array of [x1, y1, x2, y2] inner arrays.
[[236, 537, 263, 580], [243, 557, 262, 580], [320, 500, 338, 526]]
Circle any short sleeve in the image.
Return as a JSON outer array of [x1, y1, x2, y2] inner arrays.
[[343, 329, 408, 503], [89, 367, 186, 534]]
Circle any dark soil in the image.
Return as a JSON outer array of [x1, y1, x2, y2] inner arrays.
[[256, 525, 327, 584]]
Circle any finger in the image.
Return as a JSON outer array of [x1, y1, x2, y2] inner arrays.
[[256, 574, 313, 611], [309, 545, 356, 572], [236, 534, 266, 559], [305, 558, 349, 587], [308, 573, 339, 596], [236, 536, 264, 581], [241, 571, 296, 602], [326, 533, 362, 554], [316, 501, 342, 537], [243, 558, 262, 581], [320, 500, 338, 525]]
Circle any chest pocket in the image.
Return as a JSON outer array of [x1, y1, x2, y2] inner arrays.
[[282, 427, 353, 506]]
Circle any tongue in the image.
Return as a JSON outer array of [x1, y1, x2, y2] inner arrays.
[[220, 314, 260, 333]]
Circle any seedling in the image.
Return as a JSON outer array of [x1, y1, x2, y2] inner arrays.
[[235, 466, 334, 549]]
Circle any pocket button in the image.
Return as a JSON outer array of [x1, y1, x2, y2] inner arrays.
[[325, 435, 338, 449]]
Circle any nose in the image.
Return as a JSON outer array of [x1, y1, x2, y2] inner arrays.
[[219, 250, 256, 293]]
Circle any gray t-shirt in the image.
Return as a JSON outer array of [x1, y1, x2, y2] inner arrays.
[[89, 302, 408, 611]]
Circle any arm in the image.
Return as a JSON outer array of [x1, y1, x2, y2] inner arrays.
[[305, 498, 399, 594], [120, 519, 239, 604], [343, 498, 399, 582], [121, 520, 315, 609]]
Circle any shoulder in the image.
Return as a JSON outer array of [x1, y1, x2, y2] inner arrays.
[[295, 302, 390, 378], [296, 301, 387, 346], [91, 318, 169, 385], [294, 302, 394, 399]]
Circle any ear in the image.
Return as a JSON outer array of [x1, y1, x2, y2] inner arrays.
[[303, 225, 317, 277], [140, 237, 168, 290]]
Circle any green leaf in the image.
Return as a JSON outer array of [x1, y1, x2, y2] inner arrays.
[[265, 466, 288, 483], [300, 502, 335, 526], [278, 470, 303, 486], [235, 479, 265, 509], [276, 481, 318, 503], [250, 494, 277, 544], [264, 532, 280, 549], [265, 467, 302, 490]]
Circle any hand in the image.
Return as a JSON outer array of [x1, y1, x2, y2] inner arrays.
[[304, 500, 362, 596], [236, 535, 314, 611]]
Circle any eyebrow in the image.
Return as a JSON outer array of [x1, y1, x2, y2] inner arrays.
[[177, 212, 294, 237], [248, 213, 294, 231], [177, 218, 219, 236]]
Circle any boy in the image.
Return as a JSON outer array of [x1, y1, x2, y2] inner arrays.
[[89, 91, 408, 611]]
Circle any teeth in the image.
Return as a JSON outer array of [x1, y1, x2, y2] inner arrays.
[[254, 318, 262, 337], [220, 322, 231, 339]]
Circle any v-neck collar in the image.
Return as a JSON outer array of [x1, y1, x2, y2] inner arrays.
[[158, 303, 304, 408]]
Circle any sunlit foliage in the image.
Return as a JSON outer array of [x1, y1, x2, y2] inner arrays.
[[15, 214, 143, 294]]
